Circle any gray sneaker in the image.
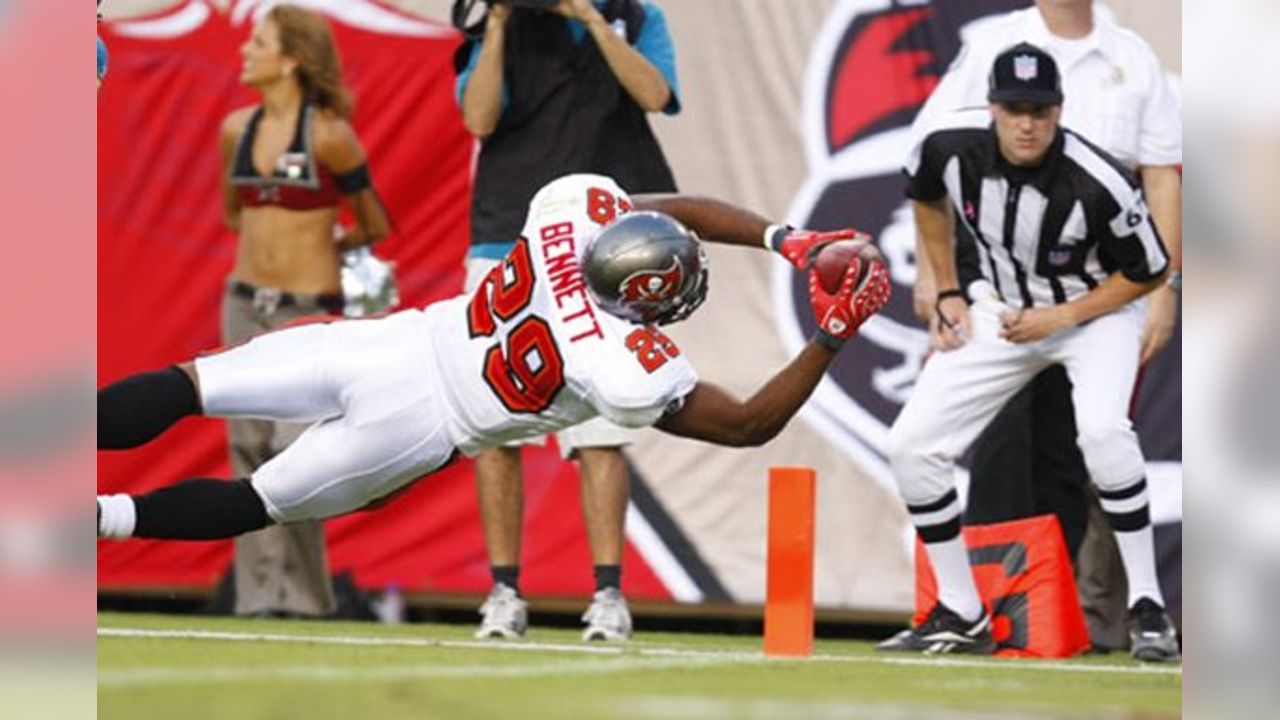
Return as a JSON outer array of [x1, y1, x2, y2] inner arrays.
[[581, 587, 633, 641], [1128, 598, 1181, 663], [475, 583, 528, 639]]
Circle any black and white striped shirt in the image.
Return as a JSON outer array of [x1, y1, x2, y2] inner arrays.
[[905, 110, 1169, 308]]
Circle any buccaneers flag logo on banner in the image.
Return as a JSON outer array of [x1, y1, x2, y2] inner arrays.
[[776, 0, 1182, 498]]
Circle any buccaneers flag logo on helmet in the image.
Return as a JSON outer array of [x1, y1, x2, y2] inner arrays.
[[618, 258, 685, 304]]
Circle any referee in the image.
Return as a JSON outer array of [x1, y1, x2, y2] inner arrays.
[[907, 0, 1183, 653], [879, 43, 1179, 663]]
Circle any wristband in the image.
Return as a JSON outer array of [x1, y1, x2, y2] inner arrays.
[[812, 329, 845, 352], [763, 224, 790, 253], [935, 288, 966, 330]]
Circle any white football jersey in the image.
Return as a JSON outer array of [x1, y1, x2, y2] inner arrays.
[[425, 174, 699, 455]]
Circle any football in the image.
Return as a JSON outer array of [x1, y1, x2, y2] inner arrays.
[[813, 239, 883, 293]]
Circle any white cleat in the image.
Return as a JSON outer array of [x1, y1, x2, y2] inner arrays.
[[581, 587, 633, 642], [474, 583, 528, 639]]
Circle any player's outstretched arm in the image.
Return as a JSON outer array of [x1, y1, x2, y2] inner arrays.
[[634, 194, 868, 268], [655, 340, 837, 447], [633, 195, 772, 248], [655, 261, 891, 447]]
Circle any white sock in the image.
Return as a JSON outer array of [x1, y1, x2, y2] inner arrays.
[[97, 494, 137, 539], [1114, 526, 1165, 609], [1096, 478, 1165, 609], [925, 535, 984, 622]]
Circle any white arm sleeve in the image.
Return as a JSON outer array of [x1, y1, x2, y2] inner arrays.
[[1137, 66, 1182, 167]]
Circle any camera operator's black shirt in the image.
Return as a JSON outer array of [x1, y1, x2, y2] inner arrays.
[[463, 0, 677, 248]]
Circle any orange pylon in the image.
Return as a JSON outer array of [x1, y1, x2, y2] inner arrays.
[[764, 466, 815, 657]]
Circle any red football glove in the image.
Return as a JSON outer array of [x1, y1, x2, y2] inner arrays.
[[769, 226, 870, 270], [808, 258, 892, 349]]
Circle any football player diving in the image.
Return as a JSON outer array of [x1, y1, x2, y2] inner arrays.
[[97, 174, 889, 542]]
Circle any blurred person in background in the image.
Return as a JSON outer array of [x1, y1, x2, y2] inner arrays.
[[883, 44, 1177, 662], [97, 35, 108, 89], [1184, 0, 1280, 712], [453, 0, 680, 641], [907, 0, 1181, 652], [216, 4, 390, 618]]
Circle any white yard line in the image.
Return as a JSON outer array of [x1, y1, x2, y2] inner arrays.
[[617, 696, 1147, 720], [98, 627, 1182, 677], [100, 626, 623, 654], [98, 657, 738, 688]]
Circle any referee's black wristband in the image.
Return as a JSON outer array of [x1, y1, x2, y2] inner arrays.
[[935, 288, 967, 311], [935, 288, 967, 330], [812, 330, 845, 352]]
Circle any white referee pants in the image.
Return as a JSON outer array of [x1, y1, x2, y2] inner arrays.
[[888, 291, 1147, 507], [193, 310, 457, 523]]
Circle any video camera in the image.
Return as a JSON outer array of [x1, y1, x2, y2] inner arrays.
[[452, 0, 560, 39]]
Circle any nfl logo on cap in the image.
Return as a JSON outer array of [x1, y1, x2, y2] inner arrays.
[[989, 43, 1064, 106], [1014, 54, 1038, 81]]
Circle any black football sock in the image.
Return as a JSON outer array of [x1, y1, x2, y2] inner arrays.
[[593, 565, 621, 593], [132, 478, 271, 540], [98, 366, 200, 449], [490, 565, 520, 594]]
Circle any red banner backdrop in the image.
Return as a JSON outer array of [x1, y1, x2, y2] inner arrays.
[[96, 4, 670, 601]]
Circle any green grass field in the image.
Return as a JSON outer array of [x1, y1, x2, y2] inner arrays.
[[98, 612, 1180, 720]]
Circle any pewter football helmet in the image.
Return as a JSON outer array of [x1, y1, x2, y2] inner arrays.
[[583, 211, 709, 326]]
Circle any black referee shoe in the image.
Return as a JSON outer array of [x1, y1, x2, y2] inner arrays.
[[875, 602, 996, 655], [1129, 598, 1181, 663]]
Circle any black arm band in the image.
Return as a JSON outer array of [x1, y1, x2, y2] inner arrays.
[[334, 163, 372, 194], [812, 330, 845, 352], [764, 224, 793, 253], [934, 288, 967, 330]]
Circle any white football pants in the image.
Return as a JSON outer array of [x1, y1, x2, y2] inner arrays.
[[888, 287, 1148, 507], [194, 310, 457, 523]]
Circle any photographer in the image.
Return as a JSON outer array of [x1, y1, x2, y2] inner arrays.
[[453, 0, 680, 641]]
